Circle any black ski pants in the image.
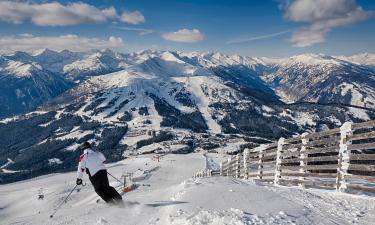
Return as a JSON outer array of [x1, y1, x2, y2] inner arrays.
[[89, 169, 122, 203]]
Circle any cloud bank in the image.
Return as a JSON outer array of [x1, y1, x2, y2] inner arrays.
[[0, 34, 124, 53], [0, 1, 147, 26], [162, 29, 204, 43], [120, 11, 145, 25], [0, 1, 116, 26], [281, 0, 375, 47]]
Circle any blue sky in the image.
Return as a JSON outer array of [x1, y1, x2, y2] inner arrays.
[[0, 0, 374, 56]]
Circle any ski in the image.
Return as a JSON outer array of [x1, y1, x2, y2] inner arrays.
[[96, 183, 138, 204]]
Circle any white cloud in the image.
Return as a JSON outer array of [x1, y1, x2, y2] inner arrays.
[[0, 1, 116, 26], [227, 30, 291, 44], [290, 27, 327, 47], [282, 0, 375, 47], [112, 26, 154, 35], [162, 29, 204, 43], [120, 11, 145, 24], [0, 34, 124, 53]]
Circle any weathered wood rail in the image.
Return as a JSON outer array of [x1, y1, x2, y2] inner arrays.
[[193, 169, 214, 178], [220, 121, 375, 194]]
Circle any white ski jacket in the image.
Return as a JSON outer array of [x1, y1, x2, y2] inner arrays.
[[77, 148, 106, 179]]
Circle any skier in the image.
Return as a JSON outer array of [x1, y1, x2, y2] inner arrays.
[[37, 188, 44, 200], [76, 141, 122, 204]]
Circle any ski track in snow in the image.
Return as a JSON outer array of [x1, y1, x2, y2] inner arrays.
[[0, 153, 374, 225]]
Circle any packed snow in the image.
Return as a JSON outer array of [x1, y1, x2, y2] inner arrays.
[[1, 152, 374, 225]]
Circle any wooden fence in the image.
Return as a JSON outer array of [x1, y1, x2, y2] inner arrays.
[[220, 121, 375, 194], [193, 169, 214, 178]]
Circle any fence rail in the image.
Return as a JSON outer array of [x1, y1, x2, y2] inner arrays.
[[220, 121, 375, 194]]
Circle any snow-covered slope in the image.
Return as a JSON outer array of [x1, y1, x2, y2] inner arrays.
[[261, 54, 375, 108], [51, 55, 374, 139], [337, 53, 375, 69], [63, 49, 128, 79], [0, 54, 72, 118], [31, 48, 127, 78], [2, 50, 375, 184], [32, 48, 83, 73], [143, 51, 375, 109], [1, 153, 374, 225], [0, 49, 131, 118]]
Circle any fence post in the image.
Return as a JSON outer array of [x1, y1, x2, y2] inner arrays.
[[227, 158, 231, 177], [232, 156, 236, 177], [235, 154, 241, 178], [274, 137, 285, 185], [220, 162, 224, 176], [336, 122, 352, 192], [299, 133, 309, 188], [257, 145, 264, 180], [243, 149, 249, 179]]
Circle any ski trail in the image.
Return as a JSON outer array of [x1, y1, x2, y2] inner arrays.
[[135, 154, 206, 225], [181, 76, 222, 134]]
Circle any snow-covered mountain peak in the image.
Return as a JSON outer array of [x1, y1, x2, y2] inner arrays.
[[337, 53, 375, 67], [261, 52, 375, 108], [159, 51, 185, 63], [61, 49, 127, 79], [285, 53, 343, 66], [4, 51, 34, 62], [211, 52, 225, 60], [32, 48, 58, 57], [135, 49, 158, 55], [131, 49, 160, 61], [177, 51, 238, 68], [89, 48, 120, 59], [59, 49, 75, 55], [123, 51, 213, 78], [5, 60, 43, 77]]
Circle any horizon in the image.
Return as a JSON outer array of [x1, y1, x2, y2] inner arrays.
[[2, 47, 375, 58], [0, 0, 374, 57]]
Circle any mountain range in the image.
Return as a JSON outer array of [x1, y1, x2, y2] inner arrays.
[[1, 49, 375, 118], [0, 49, 374, 183]]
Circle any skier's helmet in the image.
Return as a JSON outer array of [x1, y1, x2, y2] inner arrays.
[[79, 141, 91, 150]]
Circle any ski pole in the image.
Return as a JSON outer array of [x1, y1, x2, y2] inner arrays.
[[50, 184, 78, 218], [107, 172, 124, 185]]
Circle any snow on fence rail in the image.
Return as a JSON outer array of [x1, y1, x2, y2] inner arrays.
[[220, 121, 375, 194], [193, 169, 214, 178]]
